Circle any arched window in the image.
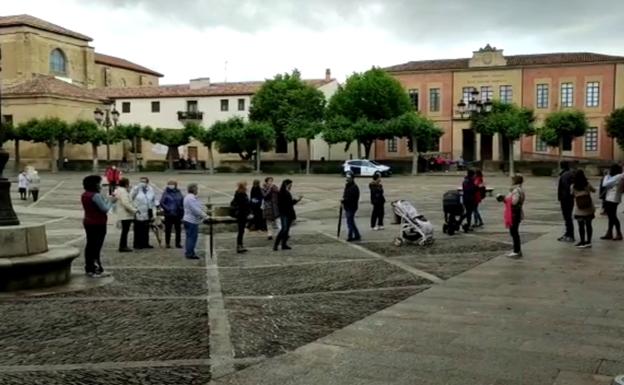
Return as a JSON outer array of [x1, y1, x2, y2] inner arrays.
[[50, 49, 67, 74]]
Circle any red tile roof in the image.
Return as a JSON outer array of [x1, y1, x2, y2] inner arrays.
[[0, 14, 92, 41], [97, 79, 335, 99], [95, 53, 163, 78], [385, 52, 624, 73], [4, 75, 109, 103]]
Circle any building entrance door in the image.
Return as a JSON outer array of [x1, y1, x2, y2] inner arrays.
[[462, 129, 476, 161], [480, 134, 493, 160]]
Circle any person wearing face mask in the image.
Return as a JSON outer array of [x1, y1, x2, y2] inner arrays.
[[131, 176, 157, 249], [183, 183, 209, 259], [113, 178, 138, 252], [81, 175, 112, 278], [159, 180, 184, 248]]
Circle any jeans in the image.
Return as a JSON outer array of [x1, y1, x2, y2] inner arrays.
[[345, 209, 360, 240], [577, 217, 594, 244], [509, 217, 521, 253], [119, 219, 133, 250], [604, 201, 622, 237], [133, 220, 151, 249], [164, 216, 182, 247], [237, 217, 246, 246], [183, 221, 199, 258], [371, 203, 384, 228], [473, 204, 483, 225], [274, 216, 292, 248], [560, 199, 575, 238], [462, 204, 474, 228], [84, 224, 106, 274]]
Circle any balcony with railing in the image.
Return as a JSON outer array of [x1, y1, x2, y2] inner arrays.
[[177, 110, 204, 120]]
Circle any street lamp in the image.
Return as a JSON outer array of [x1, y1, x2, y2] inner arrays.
[[0, 47, 20, 226], [456, 88, 493, 119], [93, 106, 119, 162]]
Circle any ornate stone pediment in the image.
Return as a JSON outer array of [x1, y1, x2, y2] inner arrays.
[[469, 44, 507, 68]]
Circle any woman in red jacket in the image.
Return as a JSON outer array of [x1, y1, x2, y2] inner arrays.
[[105, 164, 121, 196]]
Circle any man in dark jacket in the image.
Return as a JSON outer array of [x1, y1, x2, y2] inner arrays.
[[558, 161, 575, 242], [342, 173, 361, 241], [159, 180, 184, 248], [461, 169, 477, 232]]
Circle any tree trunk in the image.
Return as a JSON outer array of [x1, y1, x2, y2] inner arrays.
[[49, 143, 58, 173], [58, 141, 65, 171], [357, 140, 362, 159], [327, 144, 332, 161], [255, 139, 261, 173], [13, 140, 20, 172], [411, 135, 418, 176], [167, 146, 175, 171], [363, 141, 372, 159], [207, 143, 215, 175], [508, 138, 515, 176], [306, 138, 311, 175], [293, 140, 299, 161], [132, 136, 138, 172], [91, 143, 99, 173]]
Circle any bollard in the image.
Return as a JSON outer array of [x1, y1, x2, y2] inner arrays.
[[613, 375, 624, 385]]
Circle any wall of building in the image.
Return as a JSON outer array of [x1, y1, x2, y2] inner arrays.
[[0, 26, 94, 87], [94, 64, 159, 88]]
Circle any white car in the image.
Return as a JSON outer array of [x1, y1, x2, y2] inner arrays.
[[342, 160, 392, 177]]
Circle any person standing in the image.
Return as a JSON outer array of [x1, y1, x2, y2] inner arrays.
[[105, 164, 121, 196], [28, 170, 40, 202], [342, 173, 361, 242], [182, 183, 208, 259], [81, 175, 112, 277], [274, 179, 301, 250], [571, 170, 596, 248], [231, 181, 251, 253], [160, 180, 184, 249], [461, 169, 477, 232], [249, 179, 266, 232], [473, 169, 485, 228], [113, 178, 138, 252], [499, 175, 526, 259], [600, 164, 624, 241], [131, 177, 157, 249], [369, 173, 385, 230], [557, 161, 576, 242], [18, 170, 28, 200], [262, 177, 280, 240]]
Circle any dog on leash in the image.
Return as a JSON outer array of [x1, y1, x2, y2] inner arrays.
[[150, 214, 165, 247]]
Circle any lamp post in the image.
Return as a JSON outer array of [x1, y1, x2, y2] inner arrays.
[[0, 47, 20, 226], [455, 88, 493, 163], [94, 106, 119, 162]]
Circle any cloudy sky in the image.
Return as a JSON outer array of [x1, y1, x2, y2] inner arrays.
[[4, 0, 624, 84]]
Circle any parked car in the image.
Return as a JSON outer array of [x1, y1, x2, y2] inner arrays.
[[342, 160, 392, 177]]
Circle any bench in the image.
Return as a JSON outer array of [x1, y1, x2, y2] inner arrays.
[[457, 187, 494, 197]]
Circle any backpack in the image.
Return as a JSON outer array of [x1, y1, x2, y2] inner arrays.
[[575, 190, 592, 210]]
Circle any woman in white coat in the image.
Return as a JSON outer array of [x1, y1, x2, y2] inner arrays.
[[131, 176, 157, 249], [113, 178, 138, 252]]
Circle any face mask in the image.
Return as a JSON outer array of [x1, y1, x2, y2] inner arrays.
[[167, 185, 176, 189]]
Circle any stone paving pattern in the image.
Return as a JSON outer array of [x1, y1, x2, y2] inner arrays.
[[1, 172, 621, 384]]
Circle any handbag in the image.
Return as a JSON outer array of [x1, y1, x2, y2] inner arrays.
[[575, 191, 592, 210]]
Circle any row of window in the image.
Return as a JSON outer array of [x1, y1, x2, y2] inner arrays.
[[407, 89, 441, 112], [535, 127, 599, 152], [536, 81, 600, 109], [386, 137, 440, 153], [120, 99, 247, 114]]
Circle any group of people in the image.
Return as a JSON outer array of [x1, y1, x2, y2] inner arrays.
[[557, 161, 624, 248], [17, 168, 41, 202]]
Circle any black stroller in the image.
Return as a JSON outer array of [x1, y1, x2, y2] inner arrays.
[[442, 190, 463, 236]]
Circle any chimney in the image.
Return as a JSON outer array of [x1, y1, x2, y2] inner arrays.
[[190, 77, 211, 89], [325, 68, 331, 82]]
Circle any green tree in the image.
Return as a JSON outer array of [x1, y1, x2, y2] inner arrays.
[[249, 70, 326, 164], [539, 110, 589, 167], [19, 117, 67, 173], [327, 67, 411, 159], [471, 101, 535, 175], [212, 117, 275, 171], [144, 127, 192, 170], [605, 107, 624, 152], [56, 122, 75, 171], [387, 112, 443, 175], [116, 123, 144, 171], [69, 120, 105, 172]]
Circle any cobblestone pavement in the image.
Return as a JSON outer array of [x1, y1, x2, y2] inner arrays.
[[1, 172, 575, 384]]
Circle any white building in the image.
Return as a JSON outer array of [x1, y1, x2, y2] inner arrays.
[[101, 70, 361, 166]]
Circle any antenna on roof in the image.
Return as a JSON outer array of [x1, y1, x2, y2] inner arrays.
[[224, 60, 228, 83]]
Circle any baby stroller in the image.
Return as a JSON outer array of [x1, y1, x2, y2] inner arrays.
[[442, 190, 463, 235], [391, 200, 434, 246]]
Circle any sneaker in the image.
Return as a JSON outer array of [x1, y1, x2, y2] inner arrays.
[[88, 272, 111, 278], [575, 242, 585, 248], [559, 236, 575, 242], [378, 226, 384, 230], [506, 252, 523, 259], [600, 234, 613, 240], [581, 243, 592, 249], [185, 255, 200, 260], [372, 227, 379, 231], [614, 235, 623, 241], [237, 247, 248, 254], [282, 245, 292, 250], [118, 248, 133, 253]]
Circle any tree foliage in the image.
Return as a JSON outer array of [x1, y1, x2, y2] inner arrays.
[[19, 117, 67, 146], [212, 117, 275, 160], [539, 110, 589, 147], [605, 107, 624, 150], [69, 120, 104, 145], [471, 101, 536, 140], [386, 112, 443, 152], [326, 67, 411, 158]]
